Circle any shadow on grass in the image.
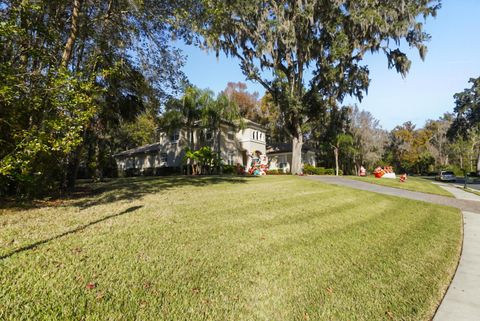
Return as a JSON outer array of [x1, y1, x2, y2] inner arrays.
[[0, 176, 251, 211], [69, 175, 250, 210], [0, 205, 143, 260]]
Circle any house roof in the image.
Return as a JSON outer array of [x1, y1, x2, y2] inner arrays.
[[266, 143, 315, 154], [191, 118, 266, 131], [114, 142, 163, 157]]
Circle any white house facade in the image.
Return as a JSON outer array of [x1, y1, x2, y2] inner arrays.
[[114, 119, 267, 175], [267, 143, 317, 173]]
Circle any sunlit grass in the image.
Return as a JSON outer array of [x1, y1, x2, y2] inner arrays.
[[348, 175, 454, 197], [0, 176, 461, 320]]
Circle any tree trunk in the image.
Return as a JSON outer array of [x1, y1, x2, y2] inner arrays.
[[61, 0, 83, 67], [477, 152, 480, 175], [217, 128, 222, 174], [186, 127, 192, 175], [334, 148, 339, 176], [291, 133, 303, 174], [67, 143, 84, 191]]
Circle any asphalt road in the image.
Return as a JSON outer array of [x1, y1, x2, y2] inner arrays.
[[420, 176, 480, 191]]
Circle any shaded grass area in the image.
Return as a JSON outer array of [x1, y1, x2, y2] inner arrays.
[[0, 176, 461, 320], [348, 175, 454, 197]]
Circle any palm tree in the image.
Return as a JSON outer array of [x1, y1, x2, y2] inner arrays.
[[201, 93, 241, 173], [160, 86, 214, 174]]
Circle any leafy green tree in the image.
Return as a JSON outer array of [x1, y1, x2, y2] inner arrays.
[[387, 122, 434, 174], [160, 87, 215, 150], [116, 112, 158, 150], [0, 0, 186, 196], [448, 76, 480, 173], [180, 0, 440, 173]]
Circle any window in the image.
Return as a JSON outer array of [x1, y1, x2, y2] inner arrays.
[[227, 153, 235, 165], [228, 131, 235, 140], [159, 153, 168, 164], [252, 131, 255, 139], [169, 130, 180, 142], [206, 130, 213, 141]]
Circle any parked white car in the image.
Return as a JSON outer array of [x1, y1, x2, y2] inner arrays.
[[435, 171, 456, 182]]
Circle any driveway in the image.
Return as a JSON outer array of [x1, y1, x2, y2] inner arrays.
[[302, 175, 480, 213]]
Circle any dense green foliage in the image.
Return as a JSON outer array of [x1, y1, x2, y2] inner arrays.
[[303, 165, 342, 176], [0, 0, 185, 196]]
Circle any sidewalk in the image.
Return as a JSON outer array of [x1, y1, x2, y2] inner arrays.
[[433, 182, 480, 202], [434, 211, 480, 321], [433, 184, 480, 321]]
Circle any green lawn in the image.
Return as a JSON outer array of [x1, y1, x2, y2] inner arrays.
[[0, 176, 461, 320], [348, 175, 454, 197]]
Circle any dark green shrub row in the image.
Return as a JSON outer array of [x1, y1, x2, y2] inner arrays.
[[303, 164, 342, 175], [266, 169, 291, 175], [222, 165, 236, 174]]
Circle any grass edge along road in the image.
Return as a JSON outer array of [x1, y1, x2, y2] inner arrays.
[[0, 176, 462, 320], [347, 175, 454, 197]]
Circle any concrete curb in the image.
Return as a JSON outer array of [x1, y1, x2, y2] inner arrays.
[[433, 211, 480, 321]]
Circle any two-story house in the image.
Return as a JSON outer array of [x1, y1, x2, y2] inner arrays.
[[114, 119, 267, 175]]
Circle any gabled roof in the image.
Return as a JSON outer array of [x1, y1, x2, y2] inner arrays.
[[266, 143, 315, 154], [114, 142, 163, 157]]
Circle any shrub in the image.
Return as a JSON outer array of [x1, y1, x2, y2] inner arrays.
[[266, 169, 279, 175], [125, 168, 141, 177], [324, 168, 343, 175], [155, 167, 180, 176], [223, 165, 236, 175], [303, 165, 326, 175], [324, 168, 334, 175], [142, 168, 155, 176]]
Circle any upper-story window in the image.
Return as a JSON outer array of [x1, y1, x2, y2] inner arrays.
[[252, 131, 255, 139], [206, 130, 213, 141], [170, 130, 180, 143]]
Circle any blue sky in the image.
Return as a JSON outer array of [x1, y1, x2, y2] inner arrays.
[[176, 1, 480, 130]]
